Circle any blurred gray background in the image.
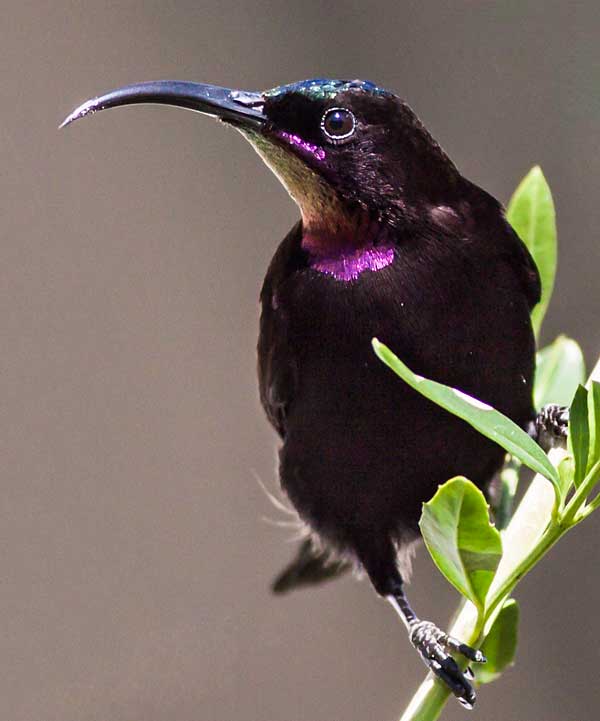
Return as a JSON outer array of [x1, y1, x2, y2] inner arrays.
[[4, 2, 600, 720]]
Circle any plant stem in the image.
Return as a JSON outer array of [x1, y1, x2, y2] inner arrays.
[[561, 458, 600, 524], [398, 678, 451, 721], [485, 521, 562, 620], [579, 491, 600, 516]]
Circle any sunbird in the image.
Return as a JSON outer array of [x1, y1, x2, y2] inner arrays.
[[63, 78, 567, 706]]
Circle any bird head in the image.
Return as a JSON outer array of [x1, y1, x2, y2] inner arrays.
[[62, 78, 463, 253]]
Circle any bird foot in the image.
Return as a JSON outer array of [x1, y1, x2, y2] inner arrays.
[[532, 404, 569, 451], [409, 620, 485, 709]]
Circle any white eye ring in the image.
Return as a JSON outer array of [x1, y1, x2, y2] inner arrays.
[[320, 107, 356, 144]]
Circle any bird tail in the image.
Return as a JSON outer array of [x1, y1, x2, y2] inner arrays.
[[271, 538, 353, 594]]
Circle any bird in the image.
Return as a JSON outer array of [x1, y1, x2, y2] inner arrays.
[[62, 77, 562, 707]]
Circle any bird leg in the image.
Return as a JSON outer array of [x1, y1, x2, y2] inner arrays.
[[386, 584, 483, 709], [357, 543, 484, 708], [530, 404, 569, 452]]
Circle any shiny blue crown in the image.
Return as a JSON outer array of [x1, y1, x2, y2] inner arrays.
[[264, 78, 390, 100]]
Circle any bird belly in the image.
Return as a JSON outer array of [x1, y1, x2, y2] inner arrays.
[[279, 353, 505, 550], [271, 256, 535, 553]]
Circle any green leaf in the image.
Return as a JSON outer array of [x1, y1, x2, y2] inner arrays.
[[372, 339, 560, 491], [420, 478, 502, 609], [474, 599, 519, 685], [588, 381, 600, 469], [507, 166, 557, 338], [557, 454, 575, 503], [569, 385, 590, 487], [534, 336, 586, 409]]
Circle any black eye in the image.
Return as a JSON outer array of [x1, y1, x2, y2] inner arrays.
[[321, 107, 356, 143]]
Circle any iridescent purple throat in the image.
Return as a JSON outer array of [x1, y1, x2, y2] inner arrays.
[[309, 245, 395, 281]]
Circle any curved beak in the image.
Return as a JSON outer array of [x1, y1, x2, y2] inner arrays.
[[60, 80, 266, 129]]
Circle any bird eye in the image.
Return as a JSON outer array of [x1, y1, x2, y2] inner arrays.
[[320, 107, 356, 144]]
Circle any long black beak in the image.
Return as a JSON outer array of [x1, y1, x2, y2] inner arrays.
[[60, 80, 266, 129]]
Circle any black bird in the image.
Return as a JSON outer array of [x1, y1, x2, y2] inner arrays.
[[63, 78, 560, 707]]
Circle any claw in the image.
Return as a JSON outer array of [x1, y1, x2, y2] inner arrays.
[[447, 634, 487, 663], [430, 659, 465, 696], [430, 659, 476, 708], [533, 404, 569, 451], [457, 695, 476, 711], [409, 620, 482, 708]]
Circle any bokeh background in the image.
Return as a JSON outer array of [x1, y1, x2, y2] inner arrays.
[[4, 2, 600, 720]]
